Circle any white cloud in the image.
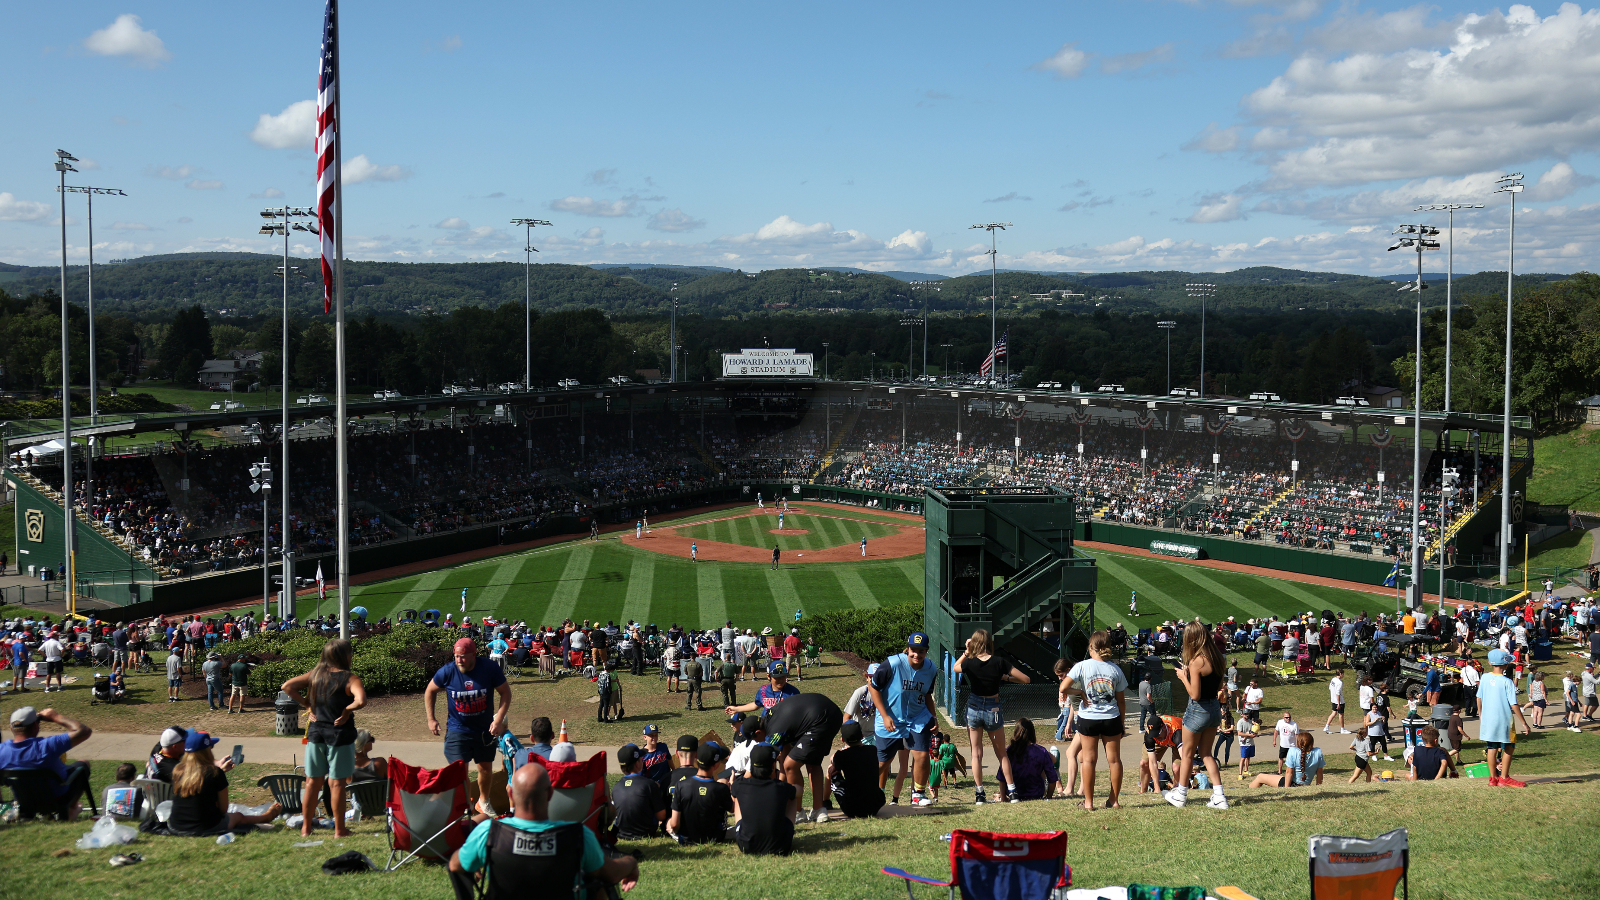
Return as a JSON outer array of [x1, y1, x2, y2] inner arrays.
[[984, 192, 1032, 203], [75, 158, 101, 171], [186, 180, 224, 191], [1102, 42, 1176, 74], [1307, 4, 1457, 54], [1188, 193, 1246, 223], [1183, 123, 1241, 153], [435, 217, 470, 230], [84, 14, 171, 67], [1034, 43, 1093, 78], [647, 208, 705, 232], [549, 195, 637, 217], [0, 192, 53, 223], [1245, 5, 1600, 188], [252, 187, 285, 199], [147, 165, 195, 180], [249, 100, 316, 150], [440, 34, 462, 52], [431, 225, 508, 248], [1254, 162, 1593, 222], [586, 168, 619, 186], [344, 154, 411, 184], [1524, 161, 1596, 202]]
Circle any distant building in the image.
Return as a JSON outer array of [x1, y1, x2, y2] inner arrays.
[[196, 350, 264, 387], [1576, 394, 1600, 426]]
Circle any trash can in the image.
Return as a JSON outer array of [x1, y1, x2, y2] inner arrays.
[[274, 691, 303, 736]]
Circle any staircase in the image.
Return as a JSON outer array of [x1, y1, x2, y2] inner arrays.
[[1423, 457, 1528, 563], [812, 404, 863, 480], [1248, 484, 1298, 527]]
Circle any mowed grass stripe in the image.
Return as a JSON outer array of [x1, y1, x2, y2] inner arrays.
[[542, 543, 597, 624], [1090, 554, 1191, 620], [766, 566, 806, 622], [620, 552, 655, 626], [698, 562, 727, 629], [720, 567, 778, 627], [1165, 565, 1278, 620], [830, 565, 882, 610], [473, 555, 531, 614]]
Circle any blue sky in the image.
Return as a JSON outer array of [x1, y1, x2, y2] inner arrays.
[[3, 1, 1597, 276]]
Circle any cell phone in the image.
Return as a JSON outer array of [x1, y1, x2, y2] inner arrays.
[[232, 745, 244, 766]]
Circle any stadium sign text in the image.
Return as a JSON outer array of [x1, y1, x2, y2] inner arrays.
[[1149, 540, 1202, 560], [721, 349, 814, 377]]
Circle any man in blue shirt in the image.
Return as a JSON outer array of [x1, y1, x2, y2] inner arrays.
[[869, 632, 939, 807], [0, 706, 95, 818], [425, 638, 511, 815], [449, 759, 639, 896]]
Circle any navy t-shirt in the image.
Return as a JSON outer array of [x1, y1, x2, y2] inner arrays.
[[432, 658, 507, 734]]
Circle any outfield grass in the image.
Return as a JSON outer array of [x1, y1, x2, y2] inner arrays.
[[1530, 425, 1600, 512], [676, 512, 903, 552], [2, 747, 1596, 900]]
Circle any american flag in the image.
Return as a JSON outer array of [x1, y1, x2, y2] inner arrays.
[[315, 0, 339, 314], [979, 328, 1008, 376]]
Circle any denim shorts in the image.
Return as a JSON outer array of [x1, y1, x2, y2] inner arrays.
[[965, 694, 1004, 732], [1182, 698, 1223, 732]]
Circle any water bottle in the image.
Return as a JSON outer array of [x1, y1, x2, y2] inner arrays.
[[216, 833, 236, 845], [939, 833, 953, 843]]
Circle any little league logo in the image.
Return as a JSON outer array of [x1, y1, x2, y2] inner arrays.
[[25, 508, 45, 543]]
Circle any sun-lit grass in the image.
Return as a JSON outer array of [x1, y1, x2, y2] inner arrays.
[[1530, 425, 1600, 511]]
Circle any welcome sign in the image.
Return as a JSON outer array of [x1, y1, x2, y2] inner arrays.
[[721, 349, 814, 377]]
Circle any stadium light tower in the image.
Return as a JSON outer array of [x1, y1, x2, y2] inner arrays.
[[669, 282, 679, 383], [1493, 173, 1523, 585], [1415, 203, 1483, 415], [1157, 320, 1178, 394], [969, 223, 1011, 383], [260, 205, 317, 614], [249, 460, 273, 620], [60, 181, 127, 537], [54, 150, 78, 613], [510, 218, 551, 389], [899, 316, 921, 382], [1387, 223, 1440, 608], [1185, 284, 1216, 399]]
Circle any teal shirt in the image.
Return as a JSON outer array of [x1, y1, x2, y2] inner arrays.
[[457, 817, 604, 889]]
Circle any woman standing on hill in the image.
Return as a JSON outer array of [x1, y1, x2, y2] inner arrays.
[[282, 639, 366, 838], [1166, 618, 1228, 810], [955, 629, 1030, 805]]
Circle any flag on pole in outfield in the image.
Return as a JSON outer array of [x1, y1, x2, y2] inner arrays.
[[316, 561, 325, 599], [978, 328, 1008, 377], [461, 587, 468, 613], [1383, 562, 1401, 588], [316, 0, 339, 314]]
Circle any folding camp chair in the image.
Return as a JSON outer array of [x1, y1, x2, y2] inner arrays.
[[882, 829, 1070, 900], [1309, 828, 1408, 900], [386, 757, 471, 871], [1, 769, 74, 821], [542, 751, 613, 843]]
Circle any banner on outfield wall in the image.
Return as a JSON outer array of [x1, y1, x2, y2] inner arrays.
[[1150, 540, 1203, 560], [721, 349, 814, 377]]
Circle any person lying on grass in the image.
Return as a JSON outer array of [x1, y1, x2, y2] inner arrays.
[[1250, 731, 1323, 789]]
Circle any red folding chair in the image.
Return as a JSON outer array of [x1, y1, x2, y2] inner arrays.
[[882, 830, 1070, 900], [541, 751, 613, 844], [385, 757, 471, 871]]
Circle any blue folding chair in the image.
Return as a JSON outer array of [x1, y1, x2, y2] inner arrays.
[[883, 829, 1070, 900]]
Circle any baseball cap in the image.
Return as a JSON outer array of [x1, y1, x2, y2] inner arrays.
[[749, 743, 776, 774], [160, 726, 188, 748], [617, 744, 640, 768], [769, 661, 789, 677], [184, 730, 220, 753], [907, 632, 929, 650], [676, 734, 699, 753], [642, 724, 659, 736], [840, 720, 863, 744], [739, 716, 764, 740], [1488, 648, 1512, 666], [9, 706, 38, 728], [865, 663, 880, 677], [696, 741, 730, 767], [453, 638, 476, 654]]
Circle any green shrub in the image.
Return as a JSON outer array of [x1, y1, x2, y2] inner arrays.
[[248, 658, 304, 698], [352, 654, 431, 695], [798, 603, 924, 662]]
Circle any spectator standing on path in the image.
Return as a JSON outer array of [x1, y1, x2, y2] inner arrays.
[[1166, 619, 1228, 810], [0, 706, 94, 818], [1061, 630, 1128, 812], [784, 629, 803, 679], [165, 646, 184, 702], [282, 638, 366, 838], [868, 632, 940, 807], [1236, 712, 1259, 779], [202, 651, 225, 710], [1583, 663, 1598, 721], [0, 548, 7, 575], [425, 638, 511, 813], [1274, 711, 1300, 776], [1324, 669, 1350, 734], [1137, 673, 1154, 733]]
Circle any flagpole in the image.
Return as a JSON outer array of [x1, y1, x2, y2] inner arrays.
[[328, 0, 351, 641]]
